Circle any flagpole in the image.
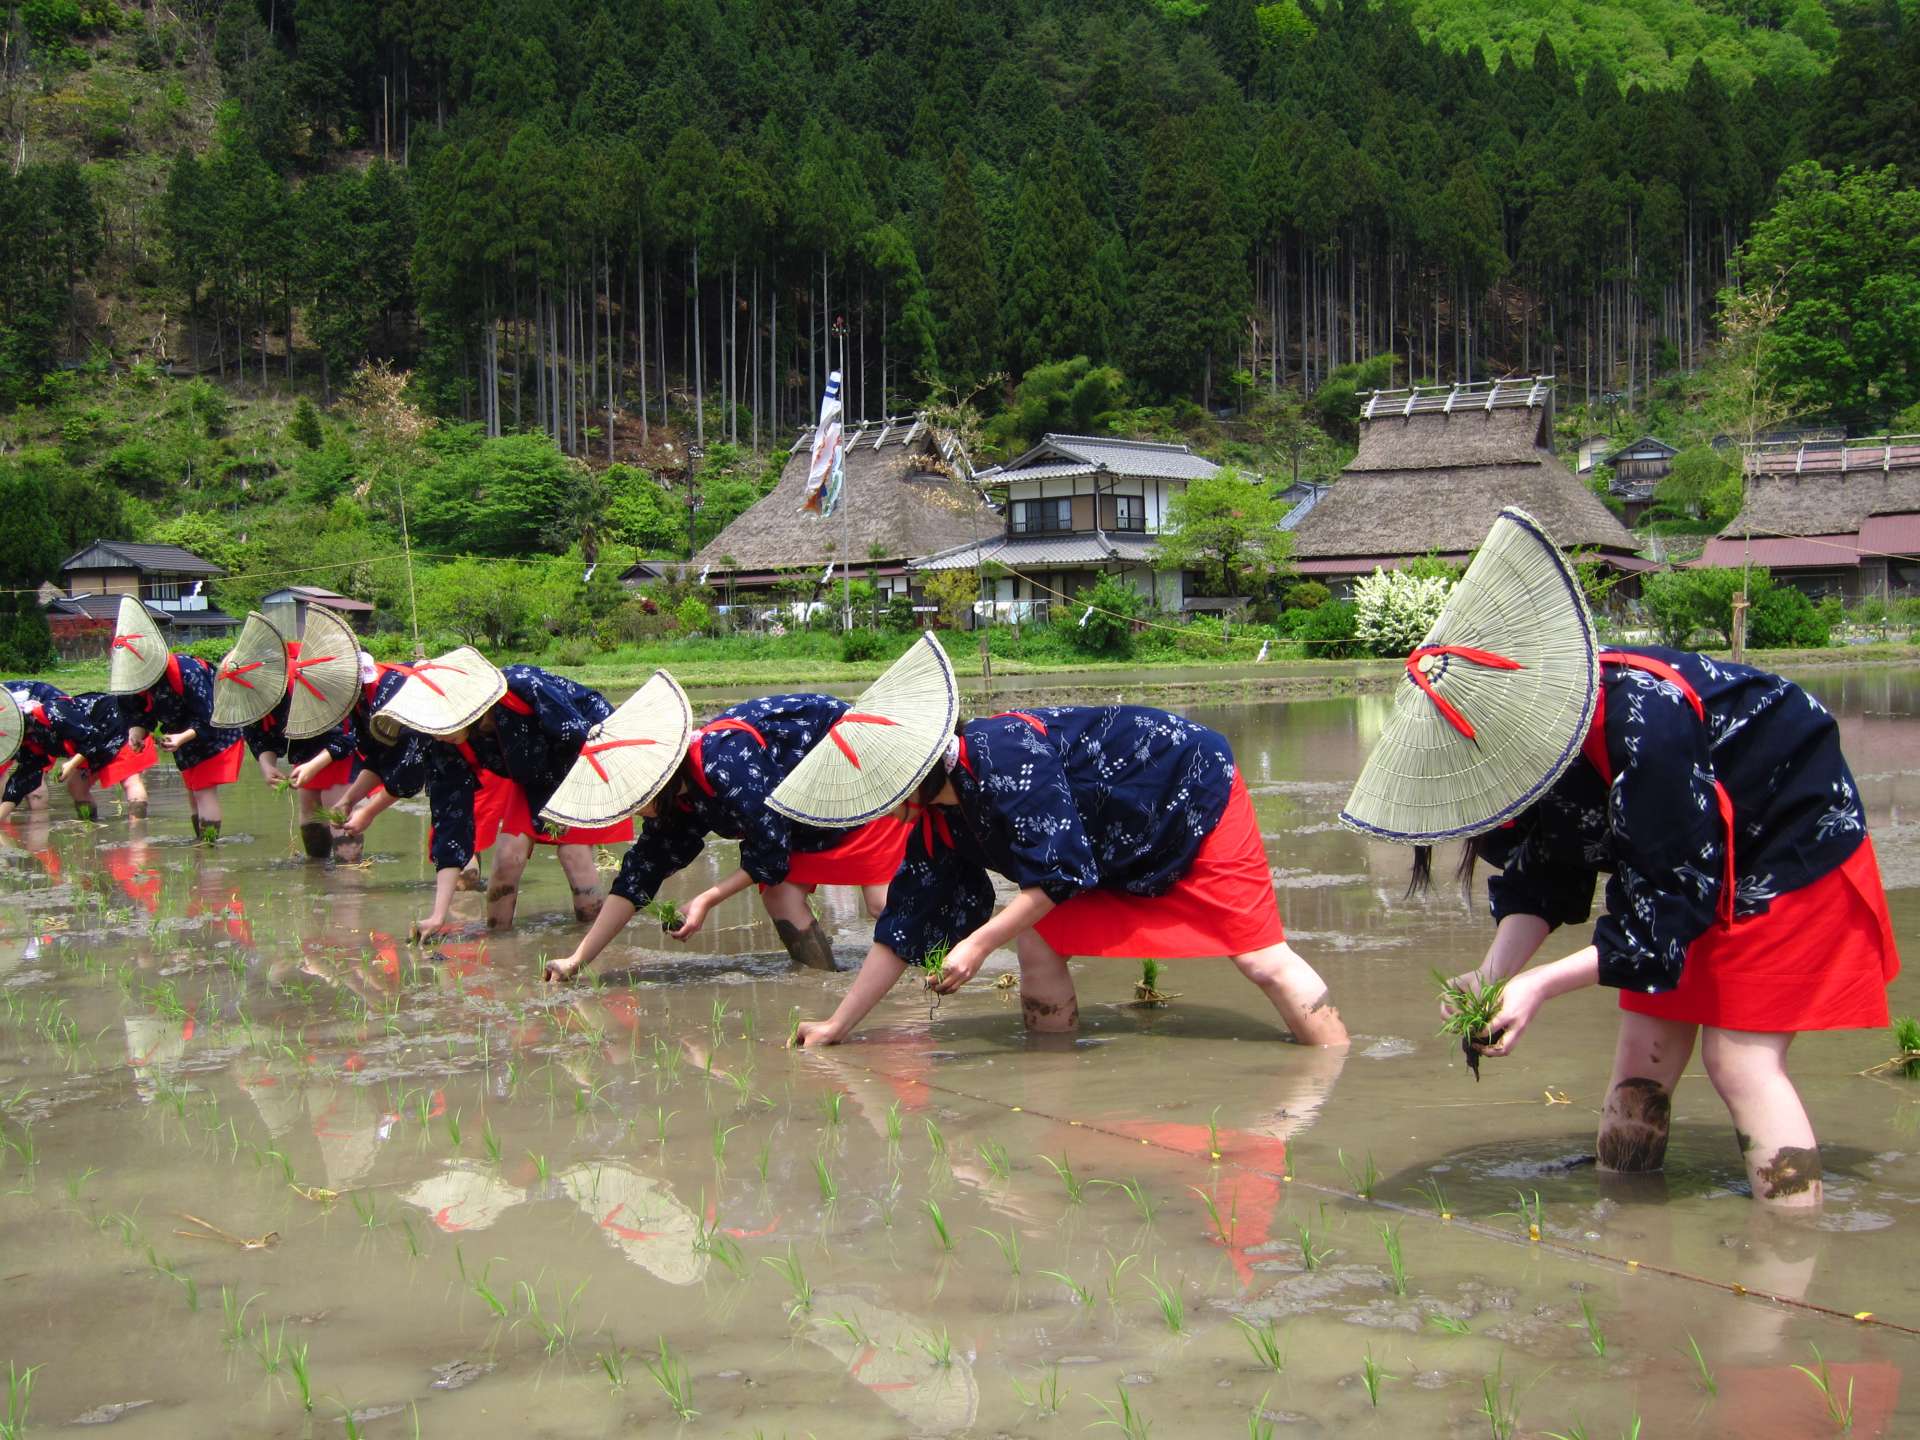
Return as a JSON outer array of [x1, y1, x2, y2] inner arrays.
[[838, 323, 851, 630]]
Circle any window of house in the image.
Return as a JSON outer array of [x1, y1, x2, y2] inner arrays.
[[1114, 494, 1145, 531], [146, 578, 179, 602], [1012, 497, 1071, 534]]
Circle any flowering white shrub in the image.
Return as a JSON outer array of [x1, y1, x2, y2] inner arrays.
[[1353, 569, 1454, 658]]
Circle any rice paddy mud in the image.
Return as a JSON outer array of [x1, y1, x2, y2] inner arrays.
[[2, 669, 1917, 1438]]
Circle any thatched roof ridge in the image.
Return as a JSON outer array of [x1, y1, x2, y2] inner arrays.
[[695, 426, 993, 574], [1348, 405, 1548, 471], [1722, 468, 1920, 539]]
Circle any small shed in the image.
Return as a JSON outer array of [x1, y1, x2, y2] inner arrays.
[[259, 585, 375, 635]]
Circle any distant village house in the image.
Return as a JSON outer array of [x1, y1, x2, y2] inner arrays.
[[46, 540, 239, 657]]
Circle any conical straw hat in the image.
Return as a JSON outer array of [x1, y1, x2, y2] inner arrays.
[[285, 603, 363, 739], [371, 646, 506, 738], [1340, 507, 1599, 843], [540, 670, 694, 829], [767, 632, 959, 828], [106, 596, 167, 694], [212, 612, 290, 729], [0, 684, 22, 769]]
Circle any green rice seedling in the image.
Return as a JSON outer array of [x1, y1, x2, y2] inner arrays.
[[350, 1190, 381, 1231], [709, 997, 729, 1036], [287, 1339, 313, 1411], [468, 1261, 510, 1321], [884, 1100, 904, 1148], [1235, 1317, 1285, 1373], [1141, 1272, 1185, 1334], [1479, 1355, 1521, 1440], [1248, 1389, 1277, 1440], [339, 1404, 365, 1440], [711, 1120, 741, 1168], [598, 1346, 631, 1392], [1791, 1345, 1855, 1431], [528, 1152, 551, 1185], [1103, 1250, 1139, 1309], [644, 1336, 697, 1422], [1685, 1333, 1717, 1397], [1542, 1424, 1589, 1440], [1434, 969, 1510, 1081], [754, 1140, 773, 1184], [977, 1138, 1011, 1181], [400, 1215, 423, 1259], [813, 1156, 838, 1207], [763, 1246, 813, 1320], [821, 1092, 844, 1127], [1134, 957, 1175, 1005], [1038, 1268, 1092, 1307], [1011, 1364, 1067, 1415], [1040, 1152, 1085, 1204], [1864, 1016, 1920, 1077], [914, 1327, 955, 1367], [1427, 1314, 1471, 1336], [654, 1107, 677, 1145], [1089, 1382, 1152, 1438], [220, 1287, 261, 1348], [1292, 1217, 1329, 1271], [974, 1224, 1022, 1275], [1206, 1105, 1223, 1161], [252, 1317, 287, 1375], [821, 1312, 874, 1349], [1576, 1298, 1607, 1357], [923, 1198, 954, 1251], [177, 1271, 199, 1312], [62, 1164, 100, 1203], [1496, 1189, 1544, 1242], [924, 1117, 948, 1164], [2, 1363, 39, 1440], [691, 1206, 747, 1279], [647, 898, 685, 932], [1191, 1185, 1237, 1248], [446, 1109, 461, 1148], [787, 1007, 803, 1046], [1338, 1149, 1379, 1200], [1416, 1176, 1453, 1221], [1380, 1223, 1408, 1296], [1097, 1176, 1160, 1223], [1360, 1346, 1395, 1407]]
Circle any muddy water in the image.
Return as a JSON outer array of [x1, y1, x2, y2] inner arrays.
[[1, 667, 1916, 1437]]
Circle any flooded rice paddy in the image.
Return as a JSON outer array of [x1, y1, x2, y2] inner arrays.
[[3, 668, 1918, 1438]]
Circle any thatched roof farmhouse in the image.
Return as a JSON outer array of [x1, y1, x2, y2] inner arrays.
[[1288, 377, 1645, 588]]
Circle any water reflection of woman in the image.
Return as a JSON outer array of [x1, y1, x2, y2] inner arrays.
[[1346, 509, 1900, 1211], [772, 637, 1349, 1049]]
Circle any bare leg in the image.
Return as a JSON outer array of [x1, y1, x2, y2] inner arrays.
[[762, 881, 836, 970], [861, 884, 889, 918], [1229, 941, 1349, 1045], [1702, 1028, 1822, 1210], [123, 772, 148, 818], [1013, 930, 1079, 1033], [1597, 1012, 1697, 1174], [193, 787, 223, 842], [486, 833, 534, 930], [554, 844, 605, 922]]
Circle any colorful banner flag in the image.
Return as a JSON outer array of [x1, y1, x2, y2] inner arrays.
[[799, 371, 843, 513], [818, 447, 846, 519]]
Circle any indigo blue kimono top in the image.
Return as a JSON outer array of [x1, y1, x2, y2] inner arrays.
[[875, 706, 1238, 963], [610, 694, 854, 907], [1480, 646, 1869, 993], [424, 665, 612, 871], [354, 668, 429, 796], [115, 655, 241, 773], [5, 683, 131, 803], [243, 695, 357, 769]]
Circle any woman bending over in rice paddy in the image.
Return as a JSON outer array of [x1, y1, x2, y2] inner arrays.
[[774, 637, 1349, 1049], [1, 680, 156, 822], [106, 596, 244, 842], [1344, 508, 1900, 1210]]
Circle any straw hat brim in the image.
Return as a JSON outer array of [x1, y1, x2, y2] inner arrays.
[[1339, 507, 1599, 844], [107, 596, 168, 694], [766, 632, 959, 828], [372, 647, 507, 738], [212, 612, 290, 729], [540, 670, 694, 829], [0, 685, 22, 769], [285, 604, 364, 739]]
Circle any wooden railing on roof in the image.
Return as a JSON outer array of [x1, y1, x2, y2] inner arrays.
[[1359, 376, 1556, 420], [1741, 435, 1920, 476]]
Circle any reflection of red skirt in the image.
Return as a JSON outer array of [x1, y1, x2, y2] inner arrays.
[[1621, 838, 1899, 1032], [180, 741, 244, 792], [1717, 1362, 1899, 1438], [298, 756, 353, 792], [1035, 775, 1284, 958], [93, 738, 158, 790], [785, 815, 912, 887]]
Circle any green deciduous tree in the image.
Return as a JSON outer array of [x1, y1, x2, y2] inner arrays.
[[1155, 469, 1294, 597]]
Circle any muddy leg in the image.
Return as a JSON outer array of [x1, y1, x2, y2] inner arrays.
[[124, 772, 148, 819], [193, 788, 223, 844], [1014, 930, 1079, 1034], [1596, 1012, 1696, 1174], [1702, 1027, 1822, 1210], [1230, 941, 1349, 1045], [485, 834, 533, 930], [763, 881, 836, 970], [555, 844, 605, 923]]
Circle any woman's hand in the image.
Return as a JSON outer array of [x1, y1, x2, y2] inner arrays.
[[791, 1018, 846, 1049], [159, 730, 194, 753], [670, 890, 714, 941], [929, 934, 991, 995], [1439, 968, 1496, 1021], [59, 756, 86, 782], [544, 952, 588, 983], [1473, 969, 1550, 1058], [411, 914, 451, 945], [287, 755, 330, 789]]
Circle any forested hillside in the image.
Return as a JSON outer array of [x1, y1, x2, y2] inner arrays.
[[3, 0, 1919, 671]]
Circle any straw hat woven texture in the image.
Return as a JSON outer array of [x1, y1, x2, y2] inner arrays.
[[285, 604, 365, 740], [541, 670, 695, 829], [0, 684, 23, 769], [212, 612, 290, 729], [107, 596, 168, 694], [767, 632, 959, 828], [372, 646, 507, 738], [1340, 507, 1598, 843]]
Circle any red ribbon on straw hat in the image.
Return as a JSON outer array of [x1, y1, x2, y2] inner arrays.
[[288, 653, 339, 702], [826, 712, 899, 769], [1404, 644, 1524, 742], [382, 661, 464, 698], [579, 736, 660, 783], [111, 632, 145, 659], [222, 660, 265, 689]]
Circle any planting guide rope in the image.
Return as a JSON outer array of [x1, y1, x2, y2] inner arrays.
[[745, 1029, 1920, 1342]]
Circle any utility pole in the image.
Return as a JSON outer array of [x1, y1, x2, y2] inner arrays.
[[684, 444, 705, 562]]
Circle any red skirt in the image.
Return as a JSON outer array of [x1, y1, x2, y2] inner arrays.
[[785, 814, 913, 887], [93, 738, 158, 790], [180, 740, 244, 792], [1621, 838, 1899, 1032], [473, 770, 532, 852], [1035, 774, 1286, 959], [298, 756, 354, 792]]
